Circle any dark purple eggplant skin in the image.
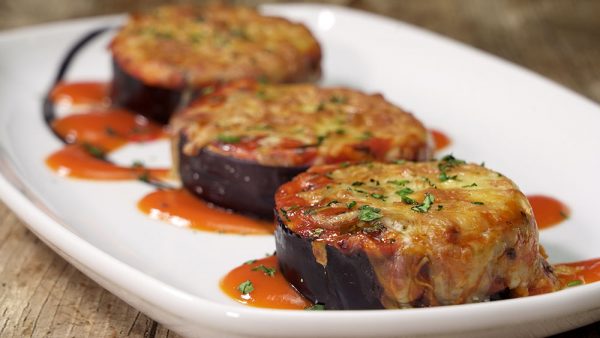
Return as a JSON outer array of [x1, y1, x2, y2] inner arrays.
[[275, 213, 385, 310], [110, 60, 196, 124], [178, 135, 308, 219]]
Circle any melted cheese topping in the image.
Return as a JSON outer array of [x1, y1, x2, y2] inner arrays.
[[275, 159, 558, 307], [110, 5, 321, 88], [174, 80, 430, 166]]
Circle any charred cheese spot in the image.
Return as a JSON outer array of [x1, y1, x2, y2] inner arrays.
[[110, 5, 321, 89], [275, 160, 559, 309], [174, 81, 430, 167]]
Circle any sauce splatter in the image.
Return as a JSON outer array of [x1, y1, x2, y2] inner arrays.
[[220, 255, 312, 309], [50, 81, 109, 105], [46, 144, 169, 180], [430, 129, 451, 151], [52, 109, 166, 151], [138, 189, 274, 235], [527, 195, 570, 229], [554, 257, 600, 287]]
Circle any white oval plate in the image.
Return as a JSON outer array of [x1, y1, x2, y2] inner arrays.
[[1, 4, 599, 338]]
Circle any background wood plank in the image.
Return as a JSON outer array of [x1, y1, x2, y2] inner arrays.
[[0, 1, 598, 337]]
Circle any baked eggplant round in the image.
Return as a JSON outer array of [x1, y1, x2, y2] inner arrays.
[[109, 4, 322, 123], [173, 80, 431, 218], [274, 158, 559, 309]]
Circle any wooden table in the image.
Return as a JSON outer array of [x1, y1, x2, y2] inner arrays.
[[1, 1, 599, 337]]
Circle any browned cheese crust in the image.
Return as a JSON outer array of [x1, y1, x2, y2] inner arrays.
[[173, 80, 431, 167], [275, 158, 559, 308], [110, 5, 322, 89]]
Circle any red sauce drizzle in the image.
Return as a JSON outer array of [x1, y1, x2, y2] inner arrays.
[[220, 255, 311, 309], [50, 81, 109, 105], [137, 189, 274, 235], [527, 195, 570, 229], [52, 109, 166, 151], [430, 129, 451, 151], [554, 258, 600, 287], [46, 144, 169, 180]]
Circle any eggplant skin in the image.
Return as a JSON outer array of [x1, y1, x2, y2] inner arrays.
[[110, 60, 193, 124], [275, 214, 385, 310], [178, 135, 307, 218]]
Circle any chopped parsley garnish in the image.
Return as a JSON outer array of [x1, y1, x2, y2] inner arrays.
[[251, 265, 276, 277], [280, 208, 291, 221], [82, 143, 104, 158], [305, 304, 326, 311], [359, 131, 373, 141], [243, 259, 257, 265], [358, 205, 382, 222], [566, 280, 583, 287], [411, 193, 435, 213], [237, 280, 254, 294], [137, 172, 150, 183], [132, 160, 145, 168], [462, 183, 478, 188], [471, 201, 485, 205], [347, 201, 357, 209], [340, 162, 350, 168], [326, 200, 339, 207], [370, 193, 386, 200], [335, 128, 346, 135], [395, 187, 414, 196], [437, 205, 444, 211], [388, 179, 409, 186], [401, 196, 417, 205], [351, 181, 364, 186], [308, 228, 324, 239], [303, 208, 316, 216], [438, 154, 465, 182], [362, 222, 384, 234], [394, 159, 406, 165], [353, 188, 368, 194], [104, 127, 117, 136], [316, 134, 327, 145], [423, 177, 437, 188], [217, 134, 241, 143], [329, 95, 347, 104]]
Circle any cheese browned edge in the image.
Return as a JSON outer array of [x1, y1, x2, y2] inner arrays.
[[172, 80, 431, 168], [275, 158, 559, 308], [110, 4, 322, 89]]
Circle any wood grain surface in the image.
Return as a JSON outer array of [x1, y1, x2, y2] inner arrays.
[[1, 0, 599, 337]]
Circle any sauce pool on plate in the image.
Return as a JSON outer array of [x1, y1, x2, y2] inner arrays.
[[137, 189, 274, 235], [220, 255, 313, 309]]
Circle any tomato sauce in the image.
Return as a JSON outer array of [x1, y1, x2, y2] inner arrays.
[[137, 189, 274, 235], [46, 144, 169, 180], [220, 255, 312, 309], [52, 109, 166, 151], [527, 195, 570, 229], [554, 257, 600, 287], [50, 81, 109, 105], [430, 129, 451, 151]]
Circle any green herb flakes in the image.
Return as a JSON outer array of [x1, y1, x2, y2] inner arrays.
[[471, 201, 485, 205], [308, 228, 324, 239], [411, 193, 435, 213], [237, 280, 254, 294], [305, 304, 325, 311], [387, 179, 409, 186], [243, 259, 257, 265], [359, 205, 382, 222], [217, 134, 241, 143], [347, 201, 357, 209], [251, 265, 276, 277], [566, 280, 583, 287]]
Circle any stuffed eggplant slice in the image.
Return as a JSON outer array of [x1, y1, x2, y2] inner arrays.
[[110, 5, 322, 123], [173, 80, 431, 218], [274, 158, 559, 309]]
